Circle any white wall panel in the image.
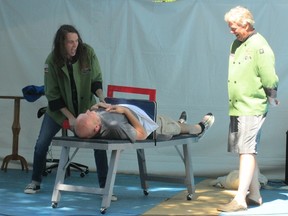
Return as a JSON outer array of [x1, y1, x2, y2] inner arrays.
[[0, 0, 287, 179]]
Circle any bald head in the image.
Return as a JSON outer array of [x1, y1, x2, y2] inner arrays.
[[74, 110, 101, 138]]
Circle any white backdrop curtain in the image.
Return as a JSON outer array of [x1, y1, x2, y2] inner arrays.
[[0, 0, 287, 179]]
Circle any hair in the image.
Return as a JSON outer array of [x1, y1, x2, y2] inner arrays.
[[224, 6, 255, 27], [52, 24, 88, 69]]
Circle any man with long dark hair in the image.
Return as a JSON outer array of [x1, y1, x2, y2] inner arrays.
[[24, 25, 112, 199]]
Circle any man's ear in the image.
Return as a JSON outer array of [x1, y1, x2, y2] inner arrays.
[[94, 125, 101, 134], [245, 23, 253, 31]]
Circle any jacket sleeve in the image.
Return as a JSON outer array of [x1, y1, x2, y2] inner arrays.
[[44, 55, 66, 111], [256, 43, 279, 96]]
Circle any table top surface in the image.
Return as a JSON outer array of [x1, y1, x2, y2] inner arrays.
[[0, 96, 24, 99]]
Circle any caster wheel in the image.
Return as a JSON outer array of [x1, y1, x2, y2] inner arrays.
[[100, 207, 106, 214], [42, 171, 48, 176], [51, 202, 57, 208], [186, 193, 193, 200], [143, 189, 149, 196], [85, 169, 89, 174], [80, 172, 85, 177]]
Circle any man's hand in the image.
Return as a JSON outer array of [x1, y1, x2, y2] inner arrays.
[[68, 117, 76, 131], [99, 97, 106, 103], [90, 102, 112, 110], [268, 97, 280, 107], [105, 105, 127, 114], [60, 107, 76, 131], [95, 89, 105, 103]]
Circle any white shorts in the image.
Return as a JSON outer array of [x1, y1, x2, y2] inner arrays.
[[228, 114, 266, 154]]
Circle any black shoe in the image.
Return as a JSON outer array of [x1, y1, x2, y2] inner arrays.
[[178, 111, 187, 123]]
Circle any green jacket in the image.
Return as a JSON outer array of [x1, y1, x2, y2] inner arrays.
[[44, 44, 103, 125], [228, 33, 279, 116]]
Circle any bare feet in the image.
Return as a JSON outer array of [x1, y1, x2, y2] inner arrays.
[[217, 199, 247, 212]]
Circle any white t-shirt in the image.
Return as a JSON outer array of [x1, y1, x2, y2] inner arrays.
[[118, 104, 159, 136]]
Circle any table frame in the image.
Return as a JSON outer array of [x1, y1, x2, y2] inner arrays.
[[51, 135, 198, 214]]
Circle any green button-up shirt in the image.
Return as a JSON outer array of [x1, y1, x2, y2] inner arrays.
[[228, 33, 279, 116]]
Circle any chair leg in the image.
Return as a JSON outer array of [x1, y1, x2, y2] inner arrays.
[[43, 159, 59, 176], [69, 162, 89, 177], [43, 158, 88, 178]]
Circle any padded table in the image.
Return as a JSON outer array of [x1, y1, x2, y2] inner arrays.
[[51, 135, 199, 214]]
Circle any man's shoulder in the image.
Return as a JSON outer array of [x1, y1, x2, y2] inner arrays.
[[45, 52, 53, 64], [83, 43, 94, 52], [249, 33, 270, 48]]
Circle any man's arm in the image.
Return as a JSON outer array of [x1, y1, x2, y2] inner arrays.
[[106, 105, 148, 140], [95, 88, 105, 103], [90, 102, 111, 110], [60, 107, 76, 130]]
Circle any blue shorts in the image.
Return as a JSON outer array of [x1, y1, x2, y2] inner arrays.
[[228, 114, 267, 154]]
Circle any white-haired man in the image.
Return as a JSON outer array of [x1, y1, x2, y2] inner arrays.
[[218, 6, 279, 212]]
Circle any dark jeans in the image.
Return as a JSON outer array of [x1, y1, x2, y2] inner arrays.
[[31, 113, 108, 187]]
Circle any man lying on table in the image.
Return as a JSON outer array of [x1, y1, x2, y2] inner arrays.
[[74, 102, 215, 142]]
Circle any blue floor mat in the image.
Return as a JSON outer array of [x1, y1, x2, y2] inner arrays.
[[0, 169, 203, 216]]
